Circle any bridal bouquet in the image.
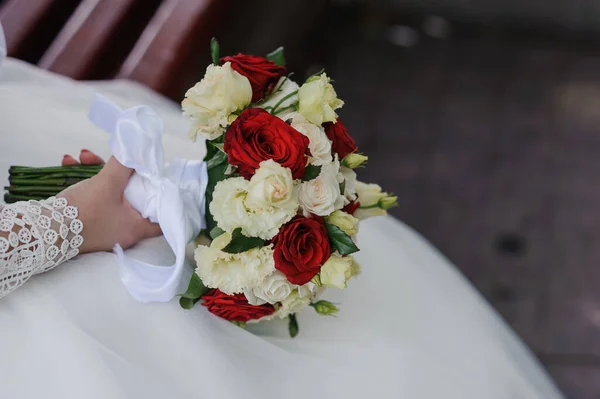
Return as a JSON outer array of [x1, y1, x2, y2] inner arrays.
[[179, 40, 397, 335]]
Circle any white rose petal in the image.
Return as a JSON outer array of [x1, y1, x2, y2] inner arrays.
[[298, 73, 344, 125], [285, 112, 332, 166], [298, 159, 345, 216], [194, 233, 275, 295], [245, 160, 298, 212], [182, 62, 252, 140], [244, 271, 294, 305]]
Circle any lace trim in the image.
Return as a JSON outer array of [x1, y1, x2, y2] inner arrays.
[[0, 197, 84, 299]]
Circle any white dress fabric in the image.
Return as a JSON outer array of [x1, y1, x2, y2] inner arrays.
[[0, 59, 564, 399]]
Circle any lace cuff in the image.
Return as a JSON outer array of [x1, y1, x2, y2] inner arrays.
[[0, 197, 84, 299]]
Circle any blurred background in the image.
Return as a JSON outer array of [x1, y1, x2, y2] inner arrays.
[[2, 0, 600, 396]]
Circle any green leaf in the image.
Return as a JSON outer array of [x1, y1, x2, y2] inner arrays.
[[179, 273, 209, 309], [207, 148, 228, 170], [210, 37, 220, 65], [339, 180, 346, 196], [208, 141, 225, 154], [288, 313, 299, 338], [266, 46, 286, 66], [325, 223, 359, 255], [302, 165, 321, 182], [209, 226, 225, 240], [222, 228, 265, 254]]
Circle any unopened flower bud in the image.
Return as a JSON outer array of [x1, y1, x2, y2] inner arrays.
[[311, 300, 339, 316], [341, 153, 368, 169]]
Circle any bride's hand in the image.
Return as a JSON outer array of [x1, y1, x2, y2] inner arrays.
[[58, 150, 162, 254]]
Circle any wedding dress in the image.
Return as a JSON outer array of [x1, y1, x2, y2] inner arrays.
[[0, 57, 564, 398]]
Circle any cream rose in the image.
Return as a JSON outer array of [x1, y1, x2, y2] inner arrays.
[[284, 112, 332, 166], [298, 73, 344, 125], [182, 62, 252, 140], [320, 254, 354, 289], [244, 271, 294, 305], [298, 160, 345, 216], [194, 232, 275, 295], [245, 160, 298, 212]]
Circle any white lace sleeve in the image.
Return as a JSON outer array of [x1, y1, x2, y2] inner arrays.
[[0, 197, 84, 299]]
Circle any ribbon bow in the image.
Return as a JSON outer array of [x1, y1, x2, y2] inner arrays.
[[89, 94, 208, 303]]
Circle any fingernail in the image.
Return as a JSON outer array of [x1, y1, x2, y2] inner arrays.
[[81, 149, 90, 153], [63, 155, 70, 160]]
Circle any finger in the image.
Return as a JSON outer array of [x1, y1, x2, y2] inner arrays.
[[62, 155, 80, 166], [79, 149, 105, 165], [100, 157, 134, 190], [141, 221, 163, 239]]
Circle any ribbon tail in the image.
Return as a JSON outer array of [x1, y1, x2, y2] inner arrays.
[[88, 93, 123, 133], [118, 180, 190, 303]]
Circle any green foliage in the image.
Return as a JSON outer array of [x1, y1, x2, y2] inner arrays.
[[325, 223, 359, 255], [222, 228, 265, 254]]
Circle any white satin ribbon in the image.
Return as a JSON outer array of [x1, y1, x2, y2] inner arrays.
[[89, 94, 208, 303]]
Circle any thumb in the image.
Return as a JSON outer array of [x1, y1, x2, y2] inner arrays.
[[101, 157, 134, 190]]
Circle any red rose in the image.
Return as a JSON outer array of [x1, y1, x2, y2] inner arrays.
[[202, 289, 275, 322], [323, 119, 358, 159], [224, 108, 310, 179], [272, 217, 331, 285], [221, 54, 286, 103], [342, 200, 360, 215]]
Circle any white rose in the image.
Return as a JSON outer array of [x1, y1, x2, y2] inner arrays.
[[182, 62, 252, 140], [244, 271, 294, 305], [284, 112, 332, 166], [260, 77, 299, 114], [298, 160, 345, 216], [339, 166, 357, 203], [245, 160, 298, 212], [320, 254, 354, 289], [194, 232, 275, 294], [298, 73, 344, 125], [211, 176, 296, 240]]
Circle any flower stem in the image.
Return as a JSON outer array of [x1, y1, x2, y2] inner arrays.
[[270, 90, 298, 115]]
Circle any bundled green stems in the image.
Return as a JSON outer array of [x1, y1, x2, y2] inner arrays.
[[4, 165, 102, 203]]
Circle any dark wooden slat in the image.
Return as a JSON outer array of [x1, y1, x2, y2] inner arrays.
[[38, 0, 153, 79], [117, 0, 229, 100], [0, 0, 81, 62]]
